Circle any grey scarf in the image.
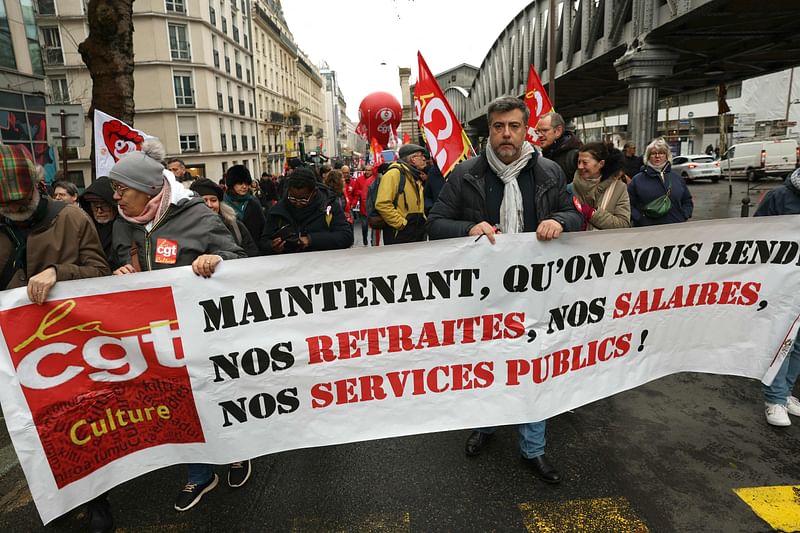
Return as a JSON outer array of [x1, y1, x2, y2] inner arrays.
[[485, 141, 535, 234]]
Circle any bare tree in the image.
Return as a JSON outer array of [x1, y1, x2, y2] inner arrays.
[[78, 0, 135, 179], [78, 0, 135, 124]]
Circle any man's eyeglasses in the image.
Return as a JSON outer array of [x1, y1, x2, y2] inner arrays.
[[534, 127, 552, 135], [492, 122, 524, 134], [89, 202, 112, 211], [110, 181, 130, 194]]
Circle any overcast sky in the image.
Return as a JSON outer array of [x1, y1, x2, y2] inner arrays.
[[281, 0, 533, 123]]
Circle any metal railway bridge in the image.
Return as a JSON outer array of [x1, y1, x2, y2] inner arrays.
[[465, 0, 800, 150]]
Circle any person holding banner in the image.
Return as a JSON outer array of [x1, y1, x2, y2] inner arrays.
[[0, 144, 110, 303], [108, 141, 250, 513], [628, 138, 693, 227], [755, 168, 800, 426], [571, 143, 631, 230], [427, 96, 581, 483]]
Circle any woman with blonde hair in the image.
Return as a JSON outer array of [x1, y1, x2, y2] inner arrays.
[[627, 137, 693, 226]]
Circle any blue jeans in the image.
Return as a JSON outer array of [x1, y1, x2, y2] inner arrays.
[[478, 420, 546, 459], [187, 463, 214, 485], [763, 330, 800, 405]]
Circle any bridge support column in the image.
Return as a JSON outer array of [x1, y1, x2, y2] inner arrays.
[[614, 42, 679, 153]]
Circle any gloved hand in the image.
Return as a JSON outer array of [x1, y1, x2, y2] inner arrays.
[[572, 196, 596, 221]]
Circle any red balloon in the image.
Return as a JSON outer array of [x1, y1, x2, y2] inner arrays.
[[357, 92, 402, 147]]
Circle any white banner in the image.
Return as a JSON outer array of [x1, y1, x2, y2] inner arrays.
[[93, 109, 154, 178], [0, 217, 798, 523]]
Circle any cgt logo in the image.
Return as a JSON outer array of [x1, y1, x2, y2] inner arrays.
[[0, 287, 204, 488], [155, 238, 178, 264]]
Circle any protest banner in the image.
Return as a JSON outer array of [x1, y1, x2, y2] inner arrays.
[[0, 217, 797, 523]]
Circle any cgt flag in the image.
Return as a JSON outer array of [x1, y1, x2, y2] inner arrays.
[[524, 65, 554, 145], [370, 137, 384, 168], [415, 52, 472, 176], [93, 110, 154, 178]]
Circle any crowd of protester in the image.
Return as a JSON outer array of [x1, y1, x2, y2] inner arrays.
[[1, 94, 799, 533]]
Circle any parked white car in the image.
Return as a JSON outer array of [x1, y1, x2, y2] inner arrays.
[[720, 139, 798, 181], [671, 155, 721, 182]]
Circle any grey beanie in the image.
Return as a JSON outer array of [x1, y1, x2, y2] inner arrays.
[[108, 151, 165, 194]]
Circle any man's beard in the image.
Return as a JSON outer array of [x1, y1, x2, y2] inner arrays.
[[0, 189, 40, 221]]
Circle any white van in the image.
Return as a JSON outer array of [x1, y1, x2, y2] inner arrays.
[[720, 139, 799, 180]]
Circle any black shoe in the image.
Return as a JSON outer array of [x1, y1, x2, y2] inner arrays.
[[465, 431, 493, 457], [87, 493, 115, 533], [174, 473, 219, 512], [227, 459, 252, 488], [523, 454, 561, 484]]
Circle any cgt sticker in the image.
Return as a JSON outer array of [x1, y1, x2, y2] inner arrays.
[[155, 238, 178, 264], [0, 288, 203, 488]]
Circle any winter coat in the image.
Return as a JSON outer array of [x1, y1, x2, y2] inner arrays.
[[572, 175, 631, 230], [423, 163, 446, 214], [623, 154, 644, 179], [0, 197, 110, 289], [542, 132, 582, 183], [427, 152, 582, 239], [113, 197, 246, 271], [754, 175, 800, 216], [352, 172, 375, 216], [628, 163, 693, 226], [218, 201, 260, 257], [375, 161, 426, 231], [79, 177, 118, 266], [260, 186, 353, 254]]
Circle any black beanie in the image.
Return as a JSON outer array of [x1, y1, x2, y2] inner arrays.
[[225, 165, 252, 188], [190, 178, 224, 201], [287, 167, 317, 189]]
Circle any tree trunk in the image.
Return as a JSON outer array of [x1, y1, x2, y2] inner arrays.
[[78, 0, 135, 179]]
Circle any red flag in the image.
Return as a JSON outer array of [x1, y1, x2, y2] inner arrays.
[[415, 52, 472, 176], [371, 137, 384, 167], [524, 65, 554, 145], [403, 132, 410, 145]]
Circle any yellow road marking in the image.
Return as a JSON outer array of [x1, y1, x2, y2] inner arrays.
[[519, 496, 649, 532], [290, 511, 410, 532], [734, 485, 800, 532]]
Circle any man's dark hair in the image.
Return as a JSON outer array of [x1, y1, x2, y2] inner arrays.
[[487, 96, 530, 126], [166, 158, 186, 167], [53, 180, 78, 197]]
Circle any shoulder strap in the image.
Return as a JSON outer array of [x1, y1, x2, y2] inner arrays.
[[394, 173, 406, 210]]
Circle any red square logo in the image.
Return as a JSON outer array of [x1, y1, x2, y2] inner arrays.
[[0, 287, 203, 488], [155, 238, 178, 264]]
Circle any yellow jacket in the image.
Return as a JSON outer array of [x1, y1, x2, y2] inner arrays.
[[375, 162, 425, 230]]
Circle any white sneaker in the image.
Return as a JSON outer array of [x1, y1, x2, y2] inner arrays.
[[765, 403, 791, 426], [786, 396, 800, 416]]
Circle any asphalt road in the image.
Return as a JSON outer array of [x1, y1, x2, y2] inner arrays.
[[1, 176, 797, 533]]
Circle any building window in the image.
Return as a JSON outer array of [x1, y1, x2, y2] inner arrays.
[[0, 3, 15, 70], [41, 26, 63, 65], [217, 92, 223, 110], [21, 0, 43, 75], [221, 133, 227, 151], [165, 0, 185, 13], [232, 134, 237, 151], [238, 99, 244, 115], [36, 0, 56, 15], [221, 16, 227, 34], [236, 63, 242, 79], [232, 25, 239, 44], [225, 56, 230, 73], [228, 96, 233, 113], [173, 72, 194, 107], [209, 6, 215, 25], [168, 24, 190, 61], [50, 77, 69, 103], [178, 117, 199, 153], [213, 50, 219, 68]]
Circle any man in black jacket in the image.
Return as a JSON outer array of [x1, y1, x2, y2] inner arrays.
[[535, 111, 582, 183], [427, 96, 581, 484]]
